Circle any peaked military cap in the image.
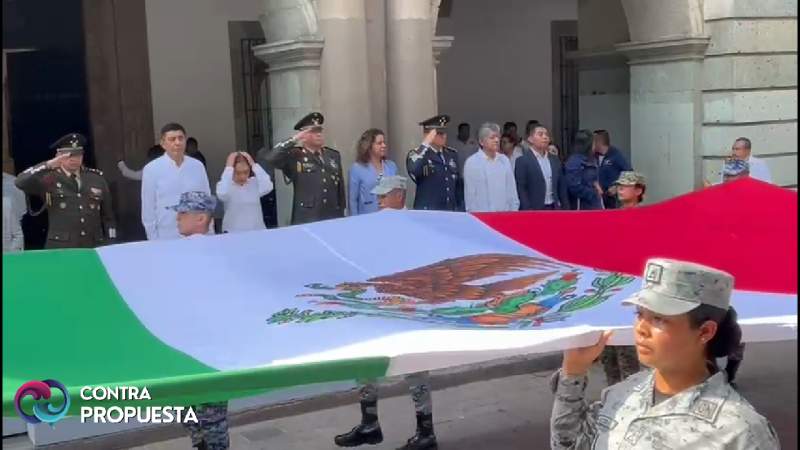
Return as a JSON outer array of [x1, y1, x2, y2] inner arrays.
[[419, 114, 451, 130], [294, 112, 324, 131], [168, 191, 217, 214], [622, 258, 733, 316], [722, 159, 749, 177], [50, 133, 86, 154], [614, 171, 647, 186]]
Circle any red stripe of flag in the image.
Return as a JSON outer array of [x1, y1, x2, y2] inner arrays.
[[473, 179, 797, 295]]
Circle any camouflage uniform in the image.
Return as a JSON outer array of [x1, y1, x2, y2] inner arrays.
[[170, 191, 230, 450], [183, 403, 229, 450], [551, 258, 780, 449], [600, 346, 640, 386], [358, 372, 432, 417], [335, 372, 437, 449], [550, 368, 780, 449], [600, 171, 646, 384]]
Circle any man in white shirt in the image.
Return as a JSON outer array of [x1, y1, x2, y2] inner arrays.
[[141, 123, 211, 240], [464, 122, 519, 212], [728, 137, 772, 183]]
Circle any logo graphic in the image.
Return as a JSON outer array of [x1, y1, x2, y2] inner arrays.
[[15, 380, 71, 425]]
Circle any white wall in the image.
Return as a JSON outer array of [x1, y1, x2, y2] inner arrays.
[[145, 0, 262, 182], [435, 0, 578, 137]]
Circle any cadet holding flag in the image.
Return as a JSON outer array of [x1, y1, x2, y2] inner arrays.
[[550, 259, 780, 449], [257, 112, 346, 225], [406, 114, 462, 211], [15, 133, 117, 248]]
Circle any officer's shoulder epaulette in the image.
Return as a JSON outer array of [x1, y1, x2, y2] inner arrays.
[[444, 146, 458, 153], [323, 146, 340, 155], [84, 167, 104, 176]]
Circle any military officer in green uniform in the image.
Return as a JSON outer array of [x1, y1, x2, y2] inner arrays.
[[15, 133, 117, 249], [257, 112, 346, 225]]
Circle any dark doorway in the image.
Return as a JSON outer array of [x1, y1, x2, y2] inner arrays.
[[5, 0, 91, 249]]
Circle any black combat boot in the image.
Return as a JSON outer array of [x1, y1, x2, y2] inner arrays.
[[726, 359, 742, 389], [334, 400, 384, 447], [397, 413, 438, 450]]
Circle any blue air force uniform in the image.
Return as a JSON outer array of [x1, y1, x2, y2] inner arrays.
[[406, 115, 462, 211]]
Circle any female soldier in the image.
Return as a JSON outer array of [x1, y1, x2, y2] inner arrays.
[[550, 258, 780, 449]]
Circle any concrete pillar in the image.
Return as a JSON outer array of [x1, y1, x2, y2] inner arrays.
[[365, 0, 388, 132], [432, 35, 454, 108], [386, 0, 437, 203], [255, 0, 324, 227], [253, 38, 324, 227], [616, 37, 710, 202], [317, 0, 372, 202]]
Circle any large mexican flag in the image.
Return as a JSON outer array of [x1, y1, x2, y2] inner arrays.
[[3, 179, 796, 415]]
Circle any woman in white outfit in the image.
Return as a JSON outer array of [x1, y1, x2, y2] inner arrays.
[[216, 151, 273, 233]]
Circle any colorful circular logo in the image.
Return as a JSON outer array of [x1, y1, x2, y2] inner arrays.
[[14, 380, 71, 425]]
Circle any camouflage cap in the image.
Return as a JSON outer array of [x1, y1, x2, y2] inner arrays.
[[168, 191, 217, 214], [622, 258, 733, 315], [723, 159, 749, 177], [371, 175, 408, 195], [614, 171, 646, 186]]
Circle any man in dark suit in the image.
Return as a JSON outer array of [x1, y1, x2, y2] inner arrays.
[[514, 124, 569, 210], [258, 112, 346, 225]]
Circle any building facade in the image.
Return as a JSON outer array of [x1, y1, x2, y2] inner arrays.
[[3, 0, 796, 236]]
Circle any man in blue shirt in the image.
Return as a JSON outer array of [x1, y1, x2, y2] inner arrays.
[[592, 130, 632, 209]]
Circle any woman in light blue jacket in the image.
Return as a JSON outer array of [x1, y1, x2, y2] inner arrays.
[[348, 128, 398, 215]]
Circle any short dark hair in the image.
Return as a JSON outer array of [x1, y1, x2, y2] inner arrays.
[[593, 129, 610, 146], [160, 122, 186, 137], [687, 305, 742, 360], [570, 129, 594, 157], [458, 123, 470, 130], [186, 137, 198, 146], [503, 121, 517, 130], [734, 137, 751, 150], [527, 124, 550, 139], [525, 120, 541, 138]]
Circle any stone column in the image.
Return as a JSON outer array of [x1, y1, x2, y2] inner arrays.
[[253, 38, 324, 227], [616, 37, 710, 202], [432, 35, 454, 107], [317, 0, 372, 202], [386, 0, 437, 203]]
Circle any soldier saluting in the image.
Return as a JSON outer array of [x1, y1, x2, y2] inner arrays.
[[15, 133, 116, 249], [258, 112, 346, 225], [406, 114, 462, 211]]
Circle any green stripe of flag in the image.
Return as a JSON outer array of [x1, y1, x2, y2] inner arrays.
[[3, 250, 389, 416]]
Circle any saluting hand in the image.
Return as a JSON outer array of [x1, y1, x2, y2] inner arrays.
[[292, 129, 312, 146], [45, 153, 71, 169], [562, 330, 614, 377], [422, 129, 438, 147]]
